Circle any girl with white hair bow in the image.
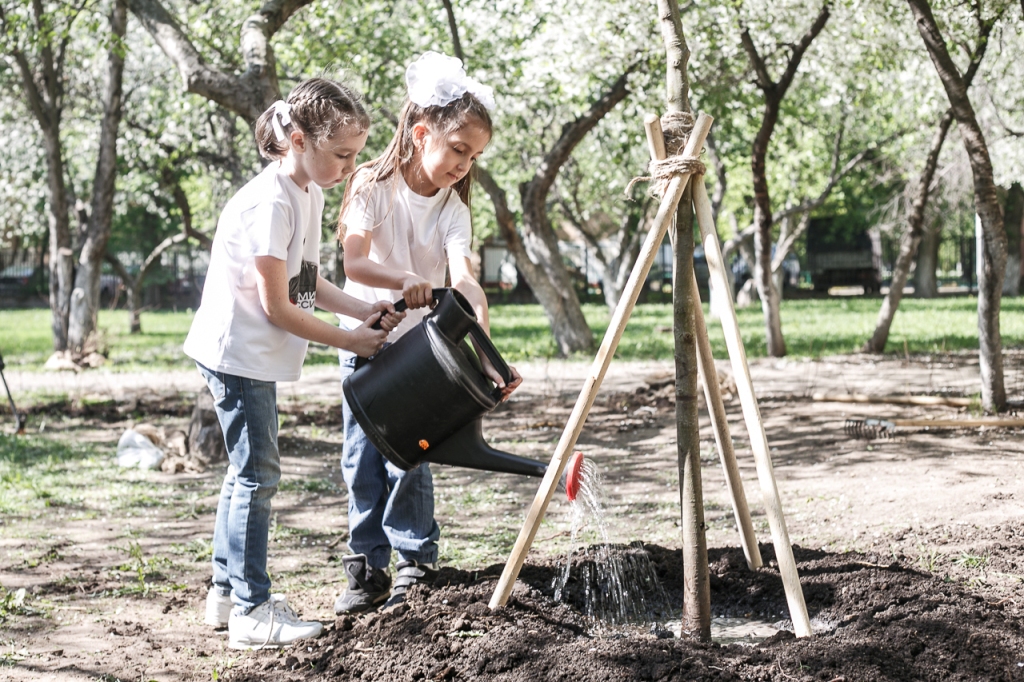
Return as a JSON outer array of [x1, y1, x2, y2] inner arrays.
[[332, 51, 521, 615]]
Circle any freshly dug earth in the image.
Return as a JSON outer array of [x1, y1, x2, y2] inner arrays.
[[4, 356, 1024, 680], [228, 529, 1024, 682]]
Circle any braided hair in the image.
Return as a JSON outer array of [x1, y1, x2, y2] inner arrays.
[[255, 78, 370, 160]]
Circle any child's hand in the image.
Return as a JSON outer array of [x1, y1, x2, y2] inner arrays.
[[347, 314, 389, 358], [401, 276, 433, 309], [371, 300, 405, 332], [481, 358, 523, 402]]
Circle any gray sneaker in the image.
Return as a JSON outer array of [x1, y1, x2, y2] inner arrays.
[[382, 560, 439, 609], [334, 554, 392, 614]]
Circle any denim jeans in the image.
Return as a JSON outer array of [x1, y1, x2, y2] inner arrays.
[[197, 362, 281, 612], [339, 349, 440, 570]]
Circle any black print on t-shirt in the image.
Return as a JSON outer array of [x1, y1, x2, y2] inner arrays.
[[288, 260, 318, 311]]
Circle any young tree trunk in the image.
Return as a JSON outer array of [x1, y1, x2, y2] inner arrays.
[[656, 0, 709, 643], [740, 4, 831, 358], [68, 0, 128, 357], [906, 0, 1007, 411], [914, 219, 941, 298]]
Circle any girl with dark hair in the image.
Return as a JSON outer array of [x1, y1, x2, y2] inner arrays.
[[184, 77, 404, 649], [333, 52, 522, 614]]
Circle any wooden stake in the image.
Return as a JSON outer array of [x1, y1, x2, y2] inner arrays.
[[488, 112, 714, 610], [644, 117, 761, 571], [691, 276, 763, 570], [692, 176, 813, 638]]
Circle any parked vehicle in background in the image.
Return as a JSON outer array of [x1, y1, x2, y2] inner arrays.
[[805, 218, 882, 293], [731, 245, 801, 291]]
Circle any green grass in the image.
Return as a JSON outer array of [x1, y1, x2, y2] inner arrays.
[[491, 296, 1024, 361], [0, 432, 201, 520], [2, 296, 1022, 371]]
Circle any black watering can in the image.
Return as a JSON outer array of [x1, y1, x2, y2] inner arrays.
[[343, 288, 579, 486]]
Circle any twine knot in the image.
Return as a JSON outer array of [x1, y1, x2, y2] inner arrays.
[[625, 111, 706, 198]]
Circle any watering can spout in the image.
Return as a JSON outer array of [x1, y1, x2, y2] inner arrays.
[[423, 419, 547, 478], [423, 421, 586, 497]]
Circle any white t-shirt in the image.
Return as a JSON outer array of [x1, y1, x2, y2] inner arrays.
[[339, 172, 473, 339], [184, 162, 324, 382]]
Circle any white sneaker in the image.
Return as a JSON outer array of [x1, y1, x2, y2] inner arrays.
[[204, 586, 232, 628], [228, 594, 323, 650]]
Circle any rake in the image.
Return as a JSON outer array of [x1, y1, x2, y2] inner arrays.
[[0, 351, 26, 435], [845, 417, 1024, 440]]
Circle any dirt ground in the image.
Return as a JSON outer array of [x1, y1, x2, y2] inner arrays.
[[1, 352, 1023, 680]]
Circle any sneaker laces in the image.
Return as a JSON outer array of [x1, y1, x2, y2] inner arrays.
[[270, 596, 302, 624], [256, 594, 293, 651]]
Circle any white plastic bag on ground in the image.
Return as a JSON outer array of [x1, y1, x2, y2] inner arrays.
[[117, 429, 165, 470]]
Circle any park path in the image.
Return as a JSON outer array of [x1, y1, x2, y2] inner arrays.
[[7, 351, 1021, 406]]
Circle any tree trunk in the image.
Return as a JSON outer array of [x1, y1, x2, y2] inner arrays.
[[914, 219, 941, 298], [864, 112, 954, 352], [751, 100, 786, 356], [740, 5, 830, 358], [656, 0, 709, 643], [68, 0, 128, 356], [475, 167, 592, 356], [1019, 200, 1024, 294], [906, 0, 1007, 411], [519, 188, 595, 355], [41, 130, 74, 352]]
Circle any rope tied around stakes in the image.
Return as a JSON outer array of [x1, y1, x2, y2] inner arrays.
[[625, 111, 707, 198]]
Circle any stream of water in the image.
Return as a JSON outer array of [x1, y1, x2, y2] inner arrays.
[[552, 458, 672, 626], [551, 457, 780, 644]]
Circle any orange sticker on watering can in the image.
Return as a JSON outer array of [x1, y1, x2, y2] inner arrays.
[[418, 439, 429, 450]]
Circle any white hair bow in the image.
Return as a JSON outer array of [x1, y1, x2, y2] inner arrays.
[[270, 100, 293, 141], [406, 51, 495, 111]]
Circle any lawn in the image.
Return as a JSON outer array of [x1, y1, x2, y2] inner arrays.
[[1, 296, 1020, 371]]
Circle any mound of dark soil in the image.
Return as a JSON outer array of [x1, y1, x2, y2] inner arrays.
[[228, 539, 1024, 682]]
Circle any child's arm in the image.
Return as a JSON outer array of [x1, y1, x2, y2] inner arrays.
[[254, 256, 387, 357], [315, 275, 404, 333], [449, 255, 523, 400], [343, 232, 434, 309]]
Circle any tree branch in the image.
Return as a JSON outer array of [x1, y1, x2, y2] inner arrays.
[[526, 65, 635, 202], [776, 3, 831, 95], [739, 27, 773, 91], [129, 0, 314, 122], [440, 0, 465, 63]]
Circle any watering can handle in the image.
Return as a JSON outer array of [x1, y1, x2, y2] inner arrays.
[[370, 288, 448, 328], [373, 288, 512, 388]]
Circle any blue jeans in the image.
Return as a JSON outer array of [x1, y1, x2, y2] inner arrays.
[[340, 349, 440, 570], [198, 362, 281, 612]]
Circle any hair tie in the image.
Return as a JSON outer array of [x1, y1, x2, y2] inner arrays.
[[405, 51, 495, 111], [269, 100, 293, 141]]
